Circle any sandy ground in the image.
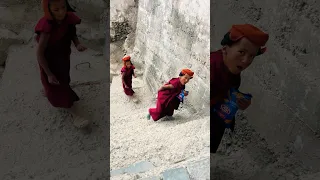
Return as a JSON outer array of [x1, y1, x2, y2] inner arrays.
[[110, 75, 210, 177], [211, 112, 313, 180], [0, 43, 109, 179]]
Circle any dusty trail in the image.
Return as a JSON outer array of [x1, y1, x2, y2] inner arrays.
[[0, 44, 109, 179], [211, 113, 313, 180], [110, 76, 210, 179]]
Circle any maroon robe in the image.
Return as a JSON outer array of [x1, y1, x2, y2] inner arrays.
[[35, 12, 81, 108], [121, 65, 135, 96], [149, 78, 184, 121], [211, 50, 241, 105], [211, 50, 241, 153]]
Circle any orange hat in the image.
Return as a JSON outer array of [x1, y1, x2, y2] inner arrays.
[[229, 24, 269, 47], [122, 55, 131, 61], [181, 69, 194, 77]]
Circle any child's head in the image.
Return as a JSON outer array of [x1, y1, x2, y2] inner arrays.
[[43, 0, 75, 21], [124, 60, 132, 68], [179, 69, 194, 85], [122, 55, 132, 68], [221, 24, 269, 75], [49, 0, 67, 21]]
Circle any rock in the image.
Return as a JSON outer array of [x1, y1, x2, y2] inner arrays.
[[111, 161, 155, 176], [186, 158, 210, 180], [162, 167, 191, 180], [300, 172, 320, 180], [141, 176, 162, 180], [123, 32, 136, 53]]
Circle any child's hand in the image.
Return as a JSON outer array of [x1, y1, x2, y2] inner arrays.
[[48, 75, 60, 85], [237, 98, 251, 110], [134, 74, 137, 78], [184, 91, 189, 96], [76, 44, 87, 52]]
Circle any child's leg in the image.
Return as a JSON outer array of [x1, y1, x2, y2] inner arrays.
[[163, 99, 179, 118], [45, 85, 79, 108], [149, 107, 163, 121], [124, 88, 135, 96], [165, 107, 175, 117], [211, 112, 226, 153]]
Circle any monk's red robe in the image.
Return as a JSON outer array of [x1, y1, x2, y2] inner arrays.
[[211, 50, 241, 153], [35, 12, 81, 108], [121, 65, 135, 96], [149, 78, 184, 121]]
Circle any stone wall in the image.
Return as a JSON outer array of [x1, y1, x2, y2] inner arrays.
[[109, 0, 138, 73], [211, 0, 320, 170], [134, 0, 210, 114]]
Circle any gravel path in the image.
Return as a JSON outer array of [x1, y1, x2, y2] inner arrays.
[[110, 75, 210, 178]]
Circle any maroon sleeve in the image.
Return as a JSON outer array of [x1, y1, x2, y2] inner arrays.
[[121, 67, 127, 73], [35, 17, 52, 34], [66, 12, 81, 25], [168, 78, 180, 89]]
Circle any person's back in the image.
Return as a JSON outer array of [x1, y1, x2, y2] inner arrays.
[[147, 69, 194, 121]]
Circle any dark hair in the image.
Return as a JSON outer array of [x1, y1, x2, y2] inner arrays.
[[49, 0, 76, 12], [66, 0, 76, 12], [221, 32, 263, 56], [123, 60, 133, 66], [179, 72, 193, 79]]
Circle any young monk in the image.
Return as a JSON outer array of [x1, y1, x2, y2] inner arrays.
[[211, 24, 269, 153], [147, 69, 194, 121], [121, 55, 136, 96], [35, 0, 89, 128]]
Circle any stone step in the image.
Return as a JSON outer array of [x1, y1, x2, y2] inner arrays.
[[111, 161, 155, 177], [141, 176, 162, 180], [110, 156, 210, 180], [162, 167, 190, 180]]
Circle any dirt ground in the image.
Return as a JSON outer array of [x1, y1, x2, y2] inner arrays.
[[211, 112, 313, 180], [0, 1, 109, 179]]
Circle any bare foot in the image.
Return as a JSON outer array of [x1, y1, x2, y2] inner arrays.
[[128, 94, 139, 103], [72, 114, 90, 128], [132, 97, 139, 103], [68, 103, 91, 128]]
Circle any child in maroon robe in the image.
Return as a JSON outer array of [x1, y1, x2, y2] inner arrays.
[[35, 0, 89, 128], [121, 55, 136, 96], [211, 24, 269, 153], [147, 69, 194, 121]]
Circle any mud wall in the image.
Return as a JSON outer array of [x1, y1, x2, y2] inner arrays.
[[134, 0, 210, 113], [211, 0, 320, 170]]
